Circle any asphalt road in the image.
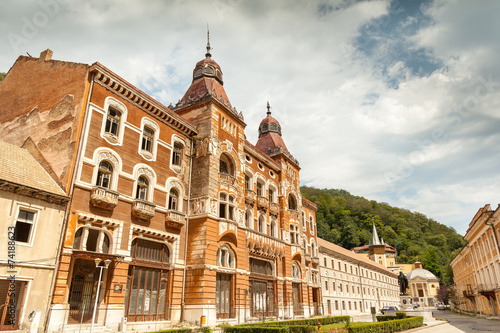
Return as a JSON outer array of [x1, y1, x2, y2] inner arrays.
[[414, 309, 500, 332]]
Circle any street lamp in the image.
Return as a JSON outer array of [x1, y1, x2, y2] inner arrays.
[[90, 258, 111, 333]]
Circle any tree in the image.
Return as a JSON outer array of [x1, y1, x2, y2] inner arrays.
[[0, 72, 6, 81], [437, 285, 449, 304]]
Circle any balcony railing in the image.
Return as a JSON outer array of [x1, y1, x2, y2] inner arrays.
[[132, 199, 156, 220], [476, 284, 500, 292], [269, 202, 279, 216], [305, 253, 311, 263], [219, 172, 236, 185], [257, 196, 269, 210], [311, 256, 320, 265], [165, 210, 187, 228], [90, 186, 119, 210], [245, 189, 256, 205]]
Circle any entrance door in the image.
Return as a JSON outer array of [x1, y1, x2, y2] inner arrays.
[[292, 283, 302, 315], [0, 280, 27, 331], [250, 280, 275, 318], [68, 259, 99, 324], [312, 287, 320, 315]]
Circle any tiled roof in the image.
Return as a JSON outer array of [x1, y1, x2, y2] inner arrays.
[[0, 140, 66, 196], [178, 76, 231, 107], [256, 132, 288, 154], [318, 238, 397, 275]]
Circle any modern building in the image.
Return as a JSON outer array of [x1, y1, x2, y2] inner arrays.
[[0, 45, 320, 332], [450, 204, 500, 315], [318, 238, 399, 316], [0, 140, 69, 332]]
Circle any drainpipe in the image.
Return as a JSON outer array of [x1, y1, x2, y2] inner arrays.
[[44, 72, 95, 332], [180, 135, 194, 323]]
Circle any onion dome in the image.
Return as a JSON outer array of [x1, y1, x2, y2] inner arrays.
[[176, 31, 231, 108], [256, 102, 288, 153]]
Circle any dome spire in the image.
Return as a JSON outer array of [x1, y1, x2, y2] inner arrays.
[[266, 101, 271, 115], [205, 24, 212, 58]]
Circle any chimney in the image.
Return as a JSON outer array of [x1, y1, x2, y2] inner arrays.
[[39, 49, 53, 61]]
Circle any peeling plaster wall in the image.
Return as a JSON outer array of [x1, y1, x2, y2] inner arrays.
[[0, 56, 89, 190]]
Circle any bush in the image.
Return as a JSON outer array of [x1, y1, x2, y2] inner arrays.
[[347, 316, 423, 333], [239, 316, 349, 328], [225, 326, 315, 333], [395, 312, 407, 319], [375, 316, 398, 322]]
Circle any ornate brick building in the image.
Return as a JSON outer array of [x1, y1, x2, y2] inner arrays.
[[0, 45, 319, 332]]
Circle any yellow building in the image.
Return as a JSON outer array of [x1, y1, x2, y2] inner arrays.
[[450, 204, 500, 316], [406, 262, 439, 307]]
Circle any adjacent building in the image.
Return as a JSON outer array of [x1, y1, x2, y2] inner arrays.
[[0, 141, 69, 331], [450, 204, 500, 315], [0, 46, 320, 332], [318, 238, 399, 316], [405, 262, 439, 307]]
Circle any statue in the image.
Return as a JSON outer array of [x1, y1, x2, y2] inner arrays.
[[398, 271, 409, 295]]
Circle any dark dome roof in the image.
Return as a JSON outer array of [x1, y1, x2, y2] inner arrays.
[[256, 102, 288, 153]]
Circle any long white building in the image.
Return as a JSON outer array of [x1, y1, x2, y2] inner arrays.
[[318, 238, 400, 316]]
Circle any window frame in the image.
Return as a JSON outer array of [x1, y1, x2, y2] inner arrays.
[[13, 206, 39, 246], [96, 161, 113, 189], [101, 97, 127, 146]]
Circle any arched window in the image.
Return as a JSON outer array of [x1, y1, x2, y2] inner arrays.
[[105, 107, 121, 136], [136, 176, 149, 200], [73, 227, 110, 254], [292, 263, 301, 279], [311, 242, 316, 257], [256, 180, 265, 197], [310, 216, 315, 235], [288, 194, 297, 211], [258, 216, 266, 234], [96, 161, 113, 188], [301, 211, 306, 229], [219, 153, 234, 176], [270, 220, 277, 238], [172, 142, 183, 166], [217, 245, 235, 268], [168, 188, 179, 210], [141, 126, 154, 153]]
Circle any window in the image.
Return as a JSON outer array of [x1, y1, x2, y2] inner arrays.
[[14, 209, 35, 243], [132, 238, 170, 263], [325, 280, 328, 290], [217, 246, 235, 268], [219, 153, 234, 176], [270, 220, 277, 238], [245, 175, 251, 190], [168, 188, 179, 210], [333, 281, 336, 291], [96, 161, 113, 188], [290, 224, 298, 244], [228, 195, 235, 221], [105, 107, 121, 136], [268, 188, 274, 202], [73, 227, 110, 254], [216, 273, 233, 319], [136, 176, 149, 200], [245, 209, 252, 228], [172, 143, 182, 166], [324, 258, 327, 266], [219, 193, 235, 221], [291, 263, 301, 279], [256, 181, 264, 196], [309, 217, 314, 235], [258, 216, 266, 234], [288, 194, 297, 211], [141, 126, 154, 152]]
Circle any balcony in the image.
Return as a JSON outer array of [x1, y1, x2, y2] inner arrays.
[[269, 202, 279, 216], [311, 256, 320, 266], [219, 172, 236, 185], [132, 199, 156, 220], [165, 210, 187, 228], [90, 186, 119, 210], [477, 284, 499, 299], [245, 189, 256, 205], [305, 253, 311, 263], [257, 196, 269, 211], [289, 209, 298, 218]]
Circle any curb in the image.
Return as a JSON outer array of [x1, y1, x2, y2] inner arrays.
[[401, 320, 448, 332]]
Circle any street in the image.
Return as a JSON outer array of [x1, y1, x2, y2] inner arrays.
[[411, 309, 499, 332]]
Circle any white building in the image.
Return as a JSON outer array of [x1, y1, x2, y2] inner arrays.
[[318, 238, 400, 316]]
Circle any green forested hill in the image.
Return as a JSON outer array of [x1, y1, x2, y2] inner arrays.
[[301, 186, 465, 285]]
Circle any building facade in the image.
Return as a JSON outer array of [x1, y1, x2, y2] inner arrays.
[[0, 141, 68, 332], [318, 238, 399, 316], [0, 46, 319, 332], [450, 204, 500, 315]]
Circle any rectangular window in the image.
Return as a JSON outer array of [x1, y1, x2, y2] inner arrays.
[[325, 281, 328, 290], [105, 107, 121, 135], [14, 209, 35, 243]]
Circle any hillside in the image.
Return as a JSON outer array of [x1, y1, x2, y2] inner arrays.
[[301, 186, 465, 286]]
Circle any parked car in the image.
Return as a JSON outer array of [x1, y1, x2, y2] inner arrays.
[[437, 304, 446, 310], [380, 306, 399, 314]]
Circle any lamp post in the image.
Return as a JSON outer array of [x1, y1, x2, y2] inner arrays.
[[90, 258, 111, 333]]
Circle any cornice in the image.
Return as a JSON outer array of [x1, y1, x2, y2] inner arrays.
[[0, 180, 69, 206], [90, 64, 197, 137]]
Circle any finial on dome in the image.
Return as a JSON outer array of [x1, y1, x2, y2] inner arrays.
[[266, 101, 271, 115], [205, 24, 212, 58]]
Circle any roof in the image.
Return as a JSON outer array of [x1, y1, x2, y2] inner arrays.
[[256, 131, 289, 154], [352, 243, 397, 253], [318, 238, 397, 276], [0, 140, 66, 196], [407, 268, 439, 281], [178, 76, 231, 107]]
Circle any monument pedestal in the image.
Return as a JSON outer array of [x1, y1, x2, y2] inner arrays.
[[400, 294, 412, 310]]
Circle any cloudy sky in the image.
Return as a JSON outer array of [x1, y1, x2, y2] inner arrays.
[[1, 0, 499, 235]]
